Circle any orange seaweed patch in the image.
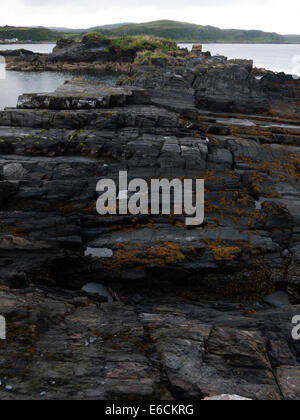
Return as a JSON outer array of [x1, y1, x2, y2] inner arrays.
[[104, 242, 190, 270], [206, 239, 242, 261]]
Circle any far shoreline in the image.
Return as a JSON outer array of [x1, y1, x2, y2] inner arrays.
[[0, 41, 56, 45], [1, 40, 300, 46], [179, 41, 300, 45]]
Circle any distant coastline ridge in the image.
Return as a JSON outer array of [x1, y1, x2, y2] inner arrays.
[[0, 20, 300, 43]]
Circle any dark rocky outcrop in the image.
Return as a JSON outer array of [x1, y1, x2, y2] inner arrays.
[[0, 286, 300, 400], [193, 60, 300, 116], [0, 49, 38, 58], [193, 61, 269, 113], [122, 54, 300, 117], [1, 49, 300, 399], [2, 34, 186, 73], [0, 49, 46, 69]]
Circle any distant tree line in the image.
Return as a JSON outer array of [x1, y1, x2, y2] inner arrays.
[[1, 21, 299, 43]]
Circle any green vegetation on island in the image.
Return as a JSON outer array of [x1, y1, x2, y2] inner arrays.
[[83, 32, 179, 52]]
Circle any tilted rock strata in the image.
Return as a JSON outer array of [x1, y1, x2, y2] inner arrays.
[[0, 78, 300, 298], [17, 81, 151, 110], [0, 53, 300, 399]]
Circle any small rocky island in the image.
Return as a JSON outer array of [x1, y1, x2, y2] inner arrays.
[[0, 35, 300, 400]]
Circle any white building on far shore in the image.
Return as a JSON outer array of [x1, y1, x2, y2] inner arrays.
[[0, 38, 19, 43]]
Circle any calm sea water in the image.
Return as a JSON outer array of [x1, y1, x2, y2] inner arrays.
[[0, 71, 118, 109], [179, 43, 300, 75], [0, 43, 117, 110], [0, 43, 55, 54], [1, 43, 300, 109]]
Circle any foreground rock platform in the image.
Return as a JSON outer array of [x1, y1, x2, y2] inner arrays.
[[17, 80, 150, 110], [0, 287, 300, 400], [1, 46, 300, 399]]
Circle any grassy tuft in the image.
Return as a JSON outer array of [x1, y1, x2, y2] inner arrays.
[[82, 32, 179, 53]]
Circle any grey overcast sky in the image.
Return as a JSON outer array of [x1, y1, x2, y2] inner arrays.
[[1, 0, 300, 34]]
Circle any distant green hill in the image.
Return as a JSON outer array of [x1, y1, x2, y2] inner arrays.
[[101, 20, 285, 43], [48, 23, 132, 33], [1, 21, 300, 44], [0, 26, 68, 42], [282, 34, 300, 43]]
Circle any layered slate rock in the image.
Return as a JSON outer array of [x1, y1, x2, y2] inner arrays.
[[17, 80, 150, 110], [0, 287, 299, 400], [193, 61, 269, 113], [0, 78, 300, 299], [193, 60, 300, 116], [0, 51, 300, 399], [122, 54, 300, 118]]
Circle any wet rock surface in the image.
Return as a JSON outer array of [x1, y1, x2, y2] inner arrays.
[[0, 47, 300, 399]]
